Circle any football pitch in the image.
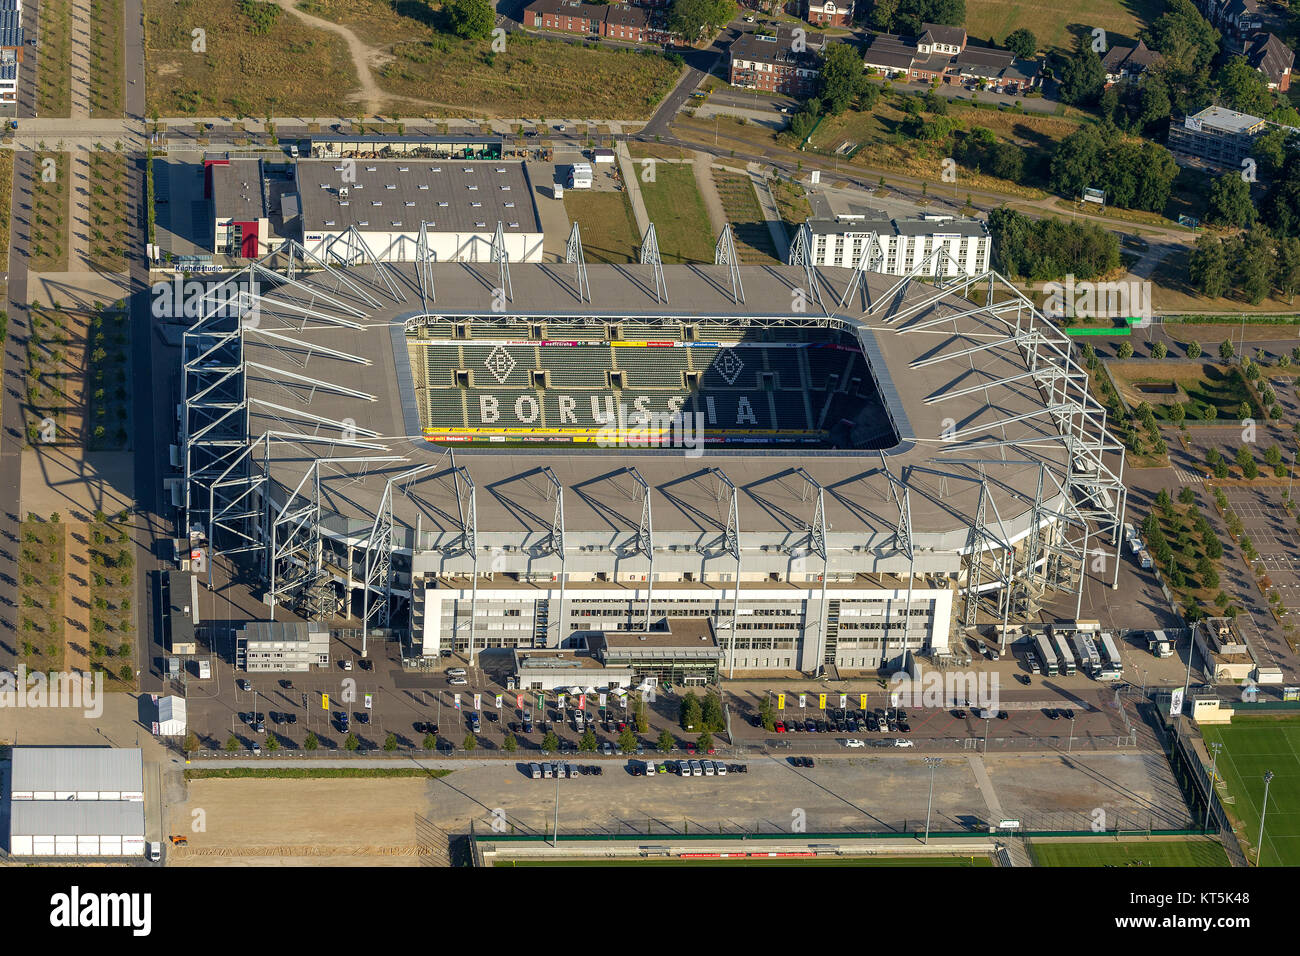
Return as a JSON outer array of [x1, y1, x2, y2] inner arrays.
[[1029, 839, 1230, 868], [1202, 716, 1300, 867]]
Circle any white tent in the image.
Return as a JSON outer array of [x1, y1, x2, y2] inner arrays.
[[156, 696, 187, 736]]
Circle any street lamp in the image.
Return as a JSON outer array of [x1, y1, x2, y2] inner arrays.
[[1067, 714, 1076, 754], [923, 757, 942, 844], [1204, 741, 1222, 832], [1257, 770, 1275, 866]]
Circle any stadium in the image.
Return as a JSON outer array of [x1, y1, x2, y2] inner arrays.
[[180, 225, 1126, 680]]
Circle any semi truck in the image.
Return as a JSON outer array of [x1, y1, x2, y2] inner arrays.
[[1032, 631, 1059, 677], [1097, 631, 1124, 680], [1050, 630, 1077, 676]]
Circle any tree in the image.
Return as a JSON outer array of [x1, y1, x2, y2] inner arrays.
[[1117, 341, 1134, 359], [1187, 340, 1202, 359], [446, 0, 494, 40], [701, 692, 724, 732], [618, 727, 638, 753], [424, 732, 438, 751], [1005, 28, 1036, 58], [1276, 236, 1300, 301], [465, 731, 480, 751], [1152, 341, 1168, 359], [1237, 444, 1259, 478], [1170, 402, 1186, 425], [1219, 338, 1235, 360], [580, 727, 598, 751], [1057, 48, 1106, 107], [224, 733, 239, 752], [697, 731, 714, 752], [1206, 172, 1256, 228], [540, 729, 558, 752], [1179, 486, 1197, 506], [634, 696, 650, 734], [668, 0, 736, 41], [304, 731, 319, 750], [266, 732, 280, 751], [657, 729, 675, 753], [1216, 55, 1273, 118], [758, 695, 775, 732], [1236, 226, 1276, 305], [384, 732, 398, 752], [183, 731, 199, 753], [817, 41, 868, 115], [679, 694, 702, 731], [346, 732, 360, 751]]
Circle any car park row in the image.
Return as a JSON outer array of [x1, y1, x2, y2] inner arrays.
[[527, 759, 748, 779]]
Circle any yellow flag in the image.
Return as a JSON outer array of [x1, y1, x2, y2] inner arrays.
[[322, 693, 329, 710], [819, 693, 827, 710], [777, 693, 785, 711], [860, 693, 868, 710]]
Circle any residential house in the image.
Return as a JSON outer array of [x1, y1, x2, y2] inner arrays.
[[1244, 32, 1293, 92], [804, 0, 853, 27], [729, 28, 826, 97], [863, 26, 1041, 92], [1100, 40, 1163, 87], [1196, 0, 1264, 37], [525, 0, 674, 45]]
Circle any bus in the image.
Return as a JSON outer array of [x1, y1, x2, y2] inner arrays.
[[1032, 631, 1059, 677], [1051, 630, 1077, 676]]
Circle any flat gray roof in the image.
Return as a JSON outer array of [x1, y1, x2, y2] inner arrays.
[[1188, 105, 1266, 134], [216, 261, 1083, 544], [11, 747, 143, 793], [10, 801, 145, 837], [296, 159, 541, 234]]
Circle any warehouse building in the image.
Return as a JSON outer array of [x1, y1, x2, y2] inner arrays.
[[8, 748, 146, 857], [208, 157, 545, 263]]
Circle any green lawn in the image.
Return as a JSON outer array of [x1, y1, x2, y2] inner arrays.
[[639, 164, 715, 265], [563, 191, 641, 264], [964, 0, 1164, 54], [496, 854, 993, 866], [1203, 716, 1300, 867], [1029, 838, 1230, 867], [711, 170, 779, 264]]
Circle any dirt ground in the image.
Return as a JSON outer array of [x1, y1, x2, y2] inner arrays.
[[168, 778, 434, 866]]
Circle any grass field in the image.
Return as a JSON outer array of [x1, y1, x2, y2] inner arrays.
[[1029, 838, 1230, 867], [495, 854, 994, 866], [17, 519, 67, 673], [770, 177, 811, 241], [563, 191, 641, 264], [0, 151, 13, 268], [639, 164, 714, 265], [88, 153, 131, 273], [145, 0, 360, 116], [299, 0, 680, 119], [964, 0, 1164, 54], [36, 0, 72, 117], [1202, 716, 1300, 866], [89, 0, 125, 117], [712, 170, 779, 264], [1151, 247, 1300, 313]]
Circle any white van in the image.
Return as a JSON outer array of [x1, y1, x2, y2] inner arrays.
[[529, 763, 542, 779], [678, 760, 691, 776], [689, 760, 703, 777], [715, 761, 727, 776], [702, 760, 716, 776], [542, 762, 553, 778], [554, 762, 567, 779], [644, 760, 656, 777]]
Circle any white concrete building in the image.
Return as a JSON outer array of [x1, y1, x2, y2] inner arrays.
[[796, 208, 991, 277], [237, 621, 331, 672], [8, 748, 146, 858]]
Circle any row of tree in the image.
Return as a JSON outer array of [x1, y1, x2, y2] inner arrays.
[[1049, 122, 1180, 213]]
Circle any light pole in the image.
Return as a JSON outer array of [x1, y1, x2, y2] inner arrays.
[[923, 757, 942, 844], [1257, 770, 1275, 866], [1176, 624, 1196, 738], [1068, 715, 1076, 753], [983, 716, 991, 754], [1203, 741, 1222, 832], [551, 767, 561, 848]]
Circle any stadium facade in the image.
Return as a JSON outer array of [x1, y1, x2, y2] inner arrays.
[[179, 223, 1126, 678]]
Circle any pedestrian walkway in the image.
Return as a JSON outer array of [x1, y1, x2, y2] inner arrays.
[[62, 523, 90, 675], [615, 140, 650, 238], [70, 0, 92, 120], [748, 162, 789, 261], [1175, 467, 1204, 484]]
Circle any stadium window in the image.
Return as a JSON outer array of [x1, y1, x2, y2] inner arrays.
[[529, 322, 544, 339], [682, 370, 702, 390], [607, 370, 626, 389], [761, 371, 776, 392], [454, 370, 471, 388], [531, 370, 549, 388], [454, 323, 469, 340]]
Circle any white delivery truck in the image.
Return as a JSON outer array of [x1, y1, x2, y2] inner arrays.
[[567, 162, 593, 189], [197, 659, 211, 679]]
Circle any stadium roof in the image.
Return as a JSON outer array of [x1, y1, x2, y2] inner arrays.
[[208, 261, 1087, 547]]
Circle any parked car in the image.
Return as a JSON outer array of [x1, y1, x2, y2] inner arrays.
[[1044, 708, 1059, 720], [893, 739, 914, 748], [844, 738, 865, 748], [449, 677, 468, 686], [237, 679, 251, 692], [529, 762, 542, 779], [447, 668, 467, 677], [775, 720, 786, 733], [602, 741, 613, 755]]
